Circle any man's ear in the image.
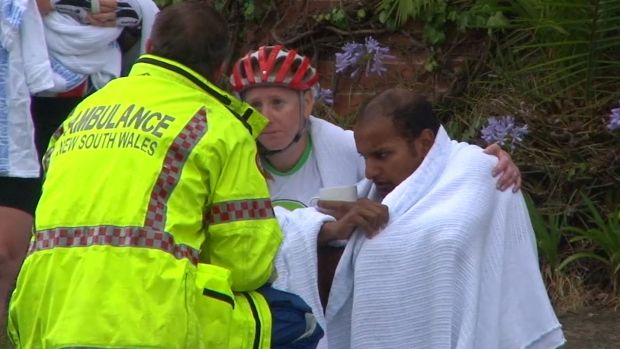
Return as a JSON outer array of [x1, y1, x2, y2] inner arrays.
[[145, 38, 154, 53], [212, 62, 228, 82], [414, 129, 436, 156]]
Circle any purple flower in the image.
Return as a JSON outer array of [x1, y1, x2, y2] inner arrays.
[[364, 36, 393, 76], [335, 37, 393, 77], [608, 102, 620, 131], [335, 42, 364, 77], [316, 88, 334, 105], [481, 116, 529, 151]]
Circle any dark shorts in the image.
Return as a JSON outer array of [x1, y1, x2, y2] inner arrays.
[[0, 176, 41, 215], [31, 96, 84, 161]]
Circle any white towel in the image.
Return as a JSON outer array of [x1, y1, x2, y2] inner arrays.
[[0, 0, 27, 49], [309, 115, 365, 188], [325, 127, 565, 349], [0, 0, 28, 173], [120, 0, 159, 74], [270, 116, 366, 348], [135, 0, 158, 54], [0, 0, 53, 176], [44, 12, 122, 91], [273, 206, 335, 349], [42, 0, 158, 92]]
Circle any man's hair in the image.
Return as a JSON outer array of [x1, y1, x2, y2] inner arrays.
[[357, 88, 440, 140], [149, 1, 229, 79]]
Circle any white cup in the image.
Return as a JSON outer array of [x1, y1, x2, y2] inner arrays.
[[318, 185, 358, 202], [316, 185, 358, 248]]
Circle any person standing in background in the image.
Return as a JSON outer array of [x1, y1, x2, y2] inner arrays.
[[31, 0, 159, 162], [0, 0, 53, 339]]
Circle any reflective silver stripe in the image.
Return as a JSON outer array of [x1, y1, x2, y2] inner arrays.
[[29, 226, 200, 264], [30, 109, 209, 263], [145, 107, 208, 230], [208, 198, 274, 224]]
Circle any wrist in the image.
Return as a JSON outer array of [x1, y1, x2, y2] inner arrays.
[[318, 222, 337, 246], [36, 0, 54, 15]]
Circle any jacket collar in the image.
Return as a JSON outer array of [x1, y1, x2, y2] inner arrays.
[[130, 54, 267, 138]]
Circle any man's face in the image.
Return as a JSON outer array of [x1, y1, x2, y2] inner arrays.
[[354, 115, 426, 198]]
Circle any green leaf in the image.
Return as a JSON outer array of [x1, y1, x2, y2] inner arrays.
[[424, 56, 439, 72], [486, 11, 509, 28], [357, 8, 366, 19], [243, 0, 255, 19], [379, 11, 388, 24], [558, 252, 610, 271]]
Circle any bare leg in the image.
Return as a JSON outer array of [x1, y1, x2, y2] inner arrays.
[[0, 206, 33, 345]]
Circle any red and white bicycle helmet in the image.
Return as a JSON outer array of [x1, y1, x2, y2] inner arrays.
[[231, 45, 320, 93]]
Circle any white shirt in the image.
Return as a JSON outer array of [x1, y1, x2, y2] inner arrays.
[[265, 141, 322, 210], [0, 0, 53, 177]]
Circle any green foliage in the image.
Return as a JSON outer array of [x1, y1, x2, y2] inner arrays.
[[315, 7, 348, 29], [213, 0, 272, 22], [525, 194, 565, 272], [559, 194, 620, 293], [153, 0, 177, 8], [377, 0, 509, 43], [377, 0, 440, 30], [442, 0, 620, 216], [449, 3, 509, 31], [492, 0, 620, 103], [376, 0, 508, 71]]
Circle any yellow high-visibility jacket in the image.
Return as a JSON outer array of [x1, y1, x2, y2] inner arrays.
[[8, 55, 282, 349]]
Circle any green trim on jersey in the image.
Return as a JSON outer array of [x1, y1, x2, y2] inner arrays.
[[263, 135, 313, 176], [272, 199, 307, 211]]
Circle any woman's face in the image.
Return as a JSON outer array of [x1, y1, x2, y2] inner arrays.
[[354, 115, 432, 198], [244, 86, 313, 151]]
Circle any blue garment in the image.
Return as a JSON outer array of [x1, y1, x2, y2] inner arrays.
[[258, 285, 324, 349], [0, 45, 9, 174], [0, 0, 28, 174]]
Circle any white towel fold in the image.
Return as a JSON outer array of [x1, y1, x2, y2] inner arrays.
[[44, 12, 122, 90], [0, 0, 28, 49], [309, 115, 365, 188], [120, 0, 159, 74], [274, 127, 565, 349], [0, 0, 53, 176], [326, 127, 565, 349], [273, 206, 335, 349]]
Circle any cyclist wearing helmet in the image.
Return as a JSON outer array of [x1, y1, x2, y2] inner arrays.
[[231, 45, 521, 211], [231, 44, 361, 212]]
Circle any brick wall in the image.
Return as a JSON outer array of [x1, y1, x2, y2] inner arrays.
[[240, 0, 484, 118]]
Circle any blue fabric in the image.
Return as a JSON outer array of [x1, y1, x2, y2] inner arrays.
[[0, 45, 9, 174], [50, 56, 86, 91], [258, 285, 324, 349], [0, 0, 28, 175], [1, 0, 26, 40]]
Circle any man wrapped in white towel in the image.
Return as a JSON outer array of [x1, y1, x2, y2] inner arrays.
[[274, 87, 565, 349]]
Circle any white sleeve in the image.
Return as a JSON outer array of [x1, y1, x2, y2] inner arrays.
[[21, 0, 54, 94]]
